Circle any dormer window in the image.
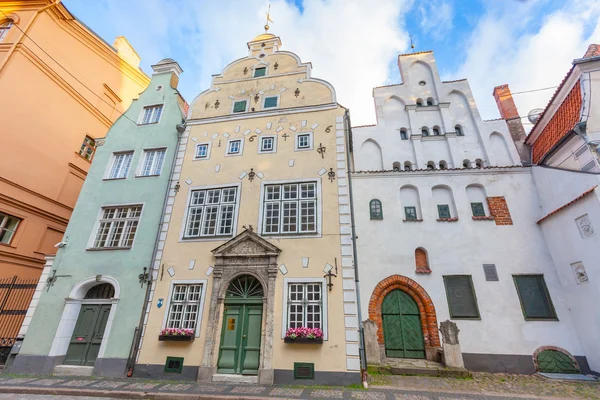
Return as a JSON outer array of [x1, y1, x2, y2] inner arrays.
[[422, 128, 429, 136], [433, 128, 440, 136], [233, 100, 247, 113], [455, 125, 464, 136], [400, 129, 408, 140], [254, 67, 266, 77], [416, 99, 424, 107]]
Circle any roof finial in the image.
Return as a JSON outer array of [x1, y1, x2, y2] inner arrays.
[[410, 34, 415, 53], [265, 4, 274, 33]]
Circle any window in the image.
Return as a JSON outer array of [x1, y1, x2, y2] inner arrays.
[[422, 128, 429, 136], [475, 159, 483, 168], [287, 282, 323, 329], [405, 206, 417, 221], [513, 275, 557, 320], [184, 187, 238, 238], [107, 152, 133, 179], [226, 139, 243, 156], [140, 105, 163, 125], [455, 125, 464, 136], [262, 182, 317, 234], [369, 199, 383, 220], [194, 143, 211, 159], [404, 161, 412, 171], [392, 161, 401, 171], [233, 100, 247, 113], [427, 98, 434, 106], [427, 161, 435, 170], [164, 357, 184, 373], [92, 205, 142, 249], [78, 136, 96, 161], [294, 363, 315, 380], [400, 129, 408, 140], [259, 136, 276, 153], [295, 132, 313, 151], [439, 161, 448, 170], [433, 128, 440, 136], [139, 148, 166, 176], [254, 67, 266, 77], [0, 212, 20, 245], [263, 96, 278, 109], [471, 202, 485, 217], [416, 99, 423, 106], [0, 21, 12, 42], [444, 275, 480, 319], [437, 204, 451, 219], [166, 284, 203, 330]]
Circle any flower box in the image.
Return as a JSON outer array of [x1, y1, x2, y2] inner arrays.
[[284, 337, 323, 344], [159, 334, 195, 342]]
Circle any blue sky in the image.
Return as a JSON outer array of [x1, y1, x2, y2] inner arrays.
[[62, 0, 600, 126]]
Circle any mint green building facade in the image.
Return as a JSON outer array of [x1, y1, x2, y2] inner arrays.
[[11, 59, 186, 377]]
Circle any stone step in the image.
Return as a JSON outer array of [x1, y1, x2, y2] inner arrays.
[[53, 365, 93, 376], [212, 373, 258, 384]]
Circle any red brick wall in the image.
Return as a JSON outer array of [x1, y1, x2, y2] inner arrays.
[[487, 196, 513, 225]]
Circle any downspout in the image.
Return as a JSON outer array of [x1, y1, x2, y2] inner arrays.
[[127, 116, 186, 377], [344, 109, 368, 388], [0, 0, 61, 76]]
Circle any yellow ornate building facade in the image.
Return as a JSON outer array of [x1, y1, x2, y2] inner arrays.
[[135, 33, 361, 385]]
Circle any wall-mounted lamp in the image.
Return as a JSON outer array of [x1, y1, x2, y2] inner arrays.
[[138, 267, 151, 288]]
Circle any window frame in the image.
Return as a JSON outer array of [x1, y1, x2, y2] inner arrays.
[[262, 95, 279, 110], [258, 135, 277, 154], [225, 138, 244, 157], [194, 142, 212, 160], [104, 151, 134, 180], [138, 104, 164, 125], [513, 274, 558, 321], [443, 275, 481, 320], [253, 66, 267, 77], [294, 131, 314, 152], [0, 20, 13, 42], [369, 199, 383, 220], [231, 99, 248, 114], [404, 206, 417, 221], [179, 183, 241, 242], [161, 279, 208, 337], [136, 148, 167, 177], [455, 125, 464, 136], [437, 204, 451, 219], [400, 129, 408, 140], [282, 278, 328, 340], [258, 178, 322, 238], [78, 135, 96, 161], [0, 212, 21, 245], [471, 202, 486, 217], [87, 203, 144, 250]]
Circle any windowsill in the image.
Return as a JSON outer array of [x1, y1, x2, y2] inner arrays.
[[472, 216, 495, 221], [260, 232, 321, 239], [295, 147, 313, 152], [181, 235, 233, 242], [415, 268, 432, 274], [225, 153, 242, 157], [437, 218, 459, 222], [135, 174, 160, 178], [523, 317, 559, 322], [193, 157, 210, 161], [258, 150, 276, 155], [137, 122, 159, 126], [86, 246, 132, 251], [403, 219, 423, 222], [415, 105, 439, 111], [450, 317, 482, 321], [370, 217, 383, 220], [103, 177, 127, 181], [73, 152, 93, 163], [0, 242, 16, 249]]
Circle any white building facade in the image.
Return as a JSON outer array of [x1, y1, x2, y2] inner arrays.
[[351, 50, 596, 374]]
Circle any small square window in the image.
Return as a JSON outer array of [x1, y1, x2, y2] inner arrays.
[[437, 204, 451, 219], [228, 140, 241, 155], [264, 96, 278, 108], [294, 362, 314, 380], [405, 206, 417, 221], [233, 100, 247, 113], [164, 357, 184, 373], [260, 136, 275, 153], [254, 67, 266, 77], [195, 143, 210, 159], [471, 202, 485, 217], [297, 134, 310, 149]]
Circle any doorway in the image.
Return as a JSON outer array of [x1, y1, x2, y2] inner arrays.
[[217, 276, 263, 375], [382, 289, 425, 359]]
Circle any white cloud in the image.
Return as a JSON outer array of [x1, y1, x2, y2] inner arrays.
[[450, 0, 600, 128], [418, 0, 454, 40]]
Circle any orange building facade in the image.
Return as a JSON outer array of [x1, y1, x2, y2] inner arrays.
[[0, 0, 150, 280]]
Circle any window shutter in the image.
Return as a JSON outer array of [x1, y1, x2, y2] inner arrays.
[[514, 275, 556, 319], [483, 264, 499, 281], [444, 276, 480, 318]]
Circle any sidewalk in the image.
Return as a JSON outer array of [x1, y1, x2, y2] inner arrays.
[[0, 372, 598, 400]]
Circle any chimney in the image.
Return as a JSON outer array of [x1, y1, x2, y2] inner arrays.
[[151, 59, 183, 89], [583, 44, 600, 59], [493, 84, 531, 164], [113, 36, 141, 68]]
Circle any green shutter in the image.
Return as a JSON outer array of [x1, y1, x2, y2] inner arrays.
[[537, 350, 580, 374], [233, 101, 247, 113], [514, 275, 557, 320], [264, 96, 278, 108], [254, 67, 266, 77], [471, 202, 485, 217], [444, 276, 480, 319], [437, 204, 451, 219], [164, 357, 184, 373], [405, 206, 417, 220]]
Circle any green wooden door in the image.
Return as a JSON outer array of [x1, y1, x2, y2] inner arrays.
[[537, 350, 580, 374], [64, 304, 111, 366], [382, 290, 425, 359], [217, 276, 263, 375]]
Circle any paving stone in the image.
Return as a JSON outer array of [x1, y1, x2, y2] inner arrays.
[[124, 382, 160, 390], [194, 385, 227, 393], [395, 395, 431, 400], [59, 380, 94, 387], [90, 381, 128, 389], [269, 387, 304, 397], [230, 385, 266, 394], [310, 389, 344, 398], [1, 378, 38, 385], [31, 379, 64, 386], [159, 384, 193, 391], [350, 391, 386, 400]]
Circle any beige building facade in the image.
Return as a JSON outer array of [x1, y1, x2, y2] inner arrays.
[[134, 33, 361, 385]]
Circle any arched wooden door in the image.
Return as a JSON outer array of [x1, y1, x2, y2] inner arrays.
[[382, 289, 425, 359]]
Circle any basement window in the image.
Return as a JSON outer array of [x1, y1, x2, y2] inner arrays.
[[294, 362, 314, 379], [164, 357, 184, 373]]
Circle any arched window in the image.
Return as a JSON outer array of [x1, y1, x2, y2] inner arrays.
[[0, 20, 13, 42], [416, 98, 424, 106], [427, 161, 436, 170], [432, 127, 441, 136], [432, 185, 457, 220], [400, 185, 422, 221], [426, 97, 434, 106], [84, 283, 115, 299], [369, 199, 383, 220], [475, 158, 484, 168], [439, 160, 448, 170], [400, 128, 408, 140], [392, 161, 401, 171], [455, 125, 464, 136], [463, 159, 471, 169], [466, 184, 490, 218], [421, 127, 429, 136], [415, 248, 431, 273], [404, 161, 412, 171]]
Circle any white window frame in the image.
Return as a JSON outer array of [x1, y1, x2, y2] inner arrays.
[[258, 135, 277, 154], [225, 138, 244, 157], [231, 99, 249, 114], [104, 151, 134, 180], [253, 66, 268, 78], [179, 183, 242, 242], [294, 131, 314, 151], [262, 94, 280, 110], [257, 178, 322, 238], [194, 142, 212, 160], [136, 148, 167, 177], [161, 279, 208, 338], [138, 104, 164, 125], [282, 278, 328, 340], [87, 203, 144, 250], [0, 212, 20, 245]]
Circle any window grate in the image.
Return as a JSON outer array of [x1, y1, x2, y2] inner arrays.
[[164, 357, 184, 373], [483, 264, 499, 281], [294, 362, 314, 379]]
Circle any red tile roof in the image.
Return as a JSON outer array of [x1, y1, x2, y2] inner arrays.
[[537, 186, 598, 224]]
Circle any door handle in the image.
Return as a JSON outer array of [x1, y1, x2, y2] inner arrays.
[[242, 335, 247, 338]]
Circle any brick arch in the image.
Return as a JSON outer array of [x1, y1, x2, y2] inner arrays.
[[368, 275, 440, 347]]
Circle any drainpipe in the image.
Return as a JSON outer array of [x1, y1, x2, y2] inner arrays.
[[0, 0, 61, 76], [343, 109, 368, 388], [127, 118, 186, 377]]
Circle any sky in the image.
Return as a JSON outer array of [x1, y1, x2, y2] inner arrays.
[[62, 0, 600, 128]]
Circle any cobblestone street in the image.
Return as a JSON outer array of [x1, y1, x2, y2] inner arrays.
[[0, 372, 597, 400]]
